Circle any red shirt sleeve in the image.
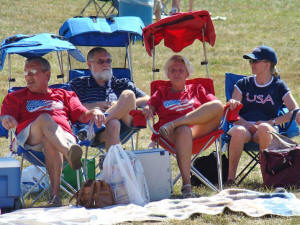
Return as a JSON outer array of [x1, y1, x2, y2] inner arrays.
[[1, 93, 21, 120], [148, 88, 163, 110], [65, 90, 88, 123]]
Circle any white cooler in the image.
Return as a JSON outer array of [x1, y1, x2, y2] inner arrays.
[[133, 149, 172, 201]]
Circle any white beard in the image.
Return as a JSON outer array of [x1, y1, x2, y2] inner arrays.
[[91, 65, 113, 81]]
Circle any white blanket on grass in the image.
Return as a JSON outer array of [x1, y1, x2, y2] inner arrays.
[[1, 189, 300, 225]]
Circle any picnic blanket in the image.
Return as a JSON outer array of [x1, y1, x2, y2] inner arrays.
[[1, 188, 300, 224]]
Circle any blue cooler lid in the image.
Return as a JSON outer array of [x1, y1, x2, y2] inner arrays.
[[0, 158, 20, 168]]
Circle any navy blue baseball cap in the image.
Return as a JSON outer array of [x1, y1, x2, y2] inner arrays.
[[243, 45, 277, 65]]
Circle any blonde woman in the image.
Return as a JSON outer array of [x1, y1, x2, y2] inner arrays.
[[143, 55, 223, 197], [227, 46, 300, 185]]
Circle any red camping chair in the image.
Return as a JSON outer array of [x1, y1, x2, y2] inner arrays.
[[143, 10, 216, 79], [146, 78, 241, 192]]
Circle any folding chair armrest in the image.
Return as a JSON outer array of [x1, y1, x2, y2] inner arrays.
[[223, 103, 243, 122], [129, 110, 147, 128], [146, 119, 159, 135], [0, 122, 9, 138]]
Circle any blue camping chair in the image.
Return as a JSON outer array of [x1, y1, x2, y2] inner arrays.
[[0, 33, 85, 206], [59, 16, 145, 172], [223, 72, 300, 185], [0, 84, 80, 207], [79, 0, 119, 17]]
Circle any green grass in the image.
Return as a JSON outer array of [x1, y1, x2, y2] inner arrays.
[[1, 0, 300, 223]]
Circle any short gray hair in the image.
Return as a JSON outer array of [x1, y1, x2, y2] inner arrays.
[[87, 47, 111, 61], [25, 57, 50, 71], [163, 55, 194, 77]]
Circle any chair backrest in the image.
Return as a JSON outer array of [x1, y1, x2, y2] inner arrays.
[[69, 68, 132, 81], [225, 72, 246, 101], [150, 78, 215, 96]]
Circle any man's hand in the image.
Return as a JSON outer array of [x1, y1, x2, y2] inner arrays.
[[79, 108, 105, 128], [1, 115, 18, 130], [90, 108, 106, 128]]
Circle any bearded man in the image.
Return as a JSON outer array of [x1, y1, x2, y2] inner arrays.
[[69, 47, 149, 150]]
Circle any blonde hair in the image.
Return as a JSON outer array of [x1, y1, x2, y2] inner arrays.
[[163, 55, 194, 77], [270, 63, 279, 78]]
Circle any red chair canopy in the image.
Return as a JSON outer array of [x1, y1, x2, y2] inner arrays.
[[143, 10, 216, 56]]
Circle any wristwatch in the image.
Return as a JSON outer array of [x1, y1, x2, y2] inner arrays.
[[272, 119, 276, 126]]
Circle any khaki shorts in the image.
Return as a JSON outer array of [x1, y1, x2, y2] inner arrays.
[[16, 122, 76, 152]]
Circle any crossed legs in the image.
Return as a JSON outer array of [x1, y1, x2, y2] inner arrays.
[[99, 90, 137, 150], [26, 113, 80, 199], [160, 100, 224, 193]]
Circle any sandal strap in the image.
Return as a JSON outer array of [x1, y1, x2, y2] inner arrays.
[[181, 184, 192, 191]]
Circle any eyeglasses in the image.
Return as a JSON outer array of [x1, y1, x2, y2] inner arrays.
[[249, 59, 269, 64], [24, 69, 45, 76], [89, 58, 112, 65]]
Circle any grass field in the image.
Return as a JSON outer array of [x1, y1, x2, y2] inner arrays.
[[1, 0, 300, 224]]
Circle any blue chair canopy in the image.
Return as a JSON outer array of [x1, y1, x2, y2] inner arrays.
[[59, 16, 144, 47], [0, 33, 85, 71]]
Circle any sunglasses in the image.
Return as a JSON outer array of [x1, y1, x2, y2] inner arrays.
[[249, 59, 268, 64], [90, 58, 112, 65], [24, 69, 46, 76]]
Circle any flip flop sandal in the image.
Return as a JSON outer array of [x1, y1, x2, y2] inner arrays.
[[68, 144, 83, 170], [159, 121, 175, 140], [181, 184, 196, 198]]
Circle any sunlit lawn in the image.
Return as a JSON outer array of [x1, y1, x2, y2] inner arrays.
[[0, 0, 300, 224]]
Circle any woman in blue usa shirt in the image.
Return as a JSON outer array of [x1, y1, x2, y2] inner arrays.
[[226, 45, 300, 185]]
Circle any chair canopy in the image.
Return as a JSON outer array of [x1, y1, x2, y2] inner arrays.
[[143, 10, 216, 56], [59, 16, 144, 47], [0, 33, 85, 71]]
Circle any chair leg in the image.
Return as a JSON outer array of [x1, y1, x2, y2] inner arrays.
[[235, 151, 260, 185], [215, 139, 223, 191]]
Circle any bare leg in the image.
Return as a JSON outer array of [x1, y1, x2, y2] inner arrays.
[[174, 125, 193, 187], [296, 111, 300, 126], [27, 113, 81, 172], [27, 114, 72, 160], [188, 0, 193, 11], [43, 139, 63, 197], [253, 123, 276, 150], [171, 100, 222, 128], [154, 0, 161, 20], [160, 100, 223, 139], [162, 100, 223, 193], [227, 125, 251, 181], [172, 0, 180, 11], [105, 90, 136, 127], [98, 119, 121, 150]]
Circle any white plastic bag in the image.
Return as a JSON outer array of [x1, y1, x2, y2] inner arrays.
[[21, 165, 49, 194], [102, 144, 150, 206]]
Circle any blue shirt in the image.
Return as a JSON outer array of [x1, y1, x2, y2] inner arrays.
[[69, 76, 146, 103], [235, 75, 290, 122]]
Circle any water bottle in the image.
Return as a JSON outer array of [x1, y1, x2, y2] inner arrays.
[[108, 92, 118, 103]]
